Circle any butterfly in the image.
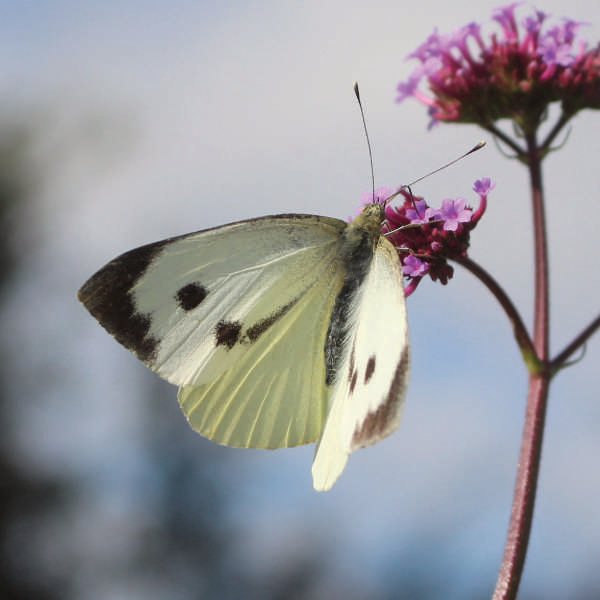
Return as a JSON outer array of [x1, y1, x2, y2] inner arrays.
[[77, 199, 410, 491]]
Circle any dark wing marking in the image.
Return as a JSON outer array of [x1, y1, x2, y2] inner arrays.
[[352, 346, 409, 447], [176, 283, 208, 311], [215, 297, 300, 350], [245, 298, 299, 342], [215, 321, 242, 349], [77, 240, 169, 362], [364, 355, 376, 384]]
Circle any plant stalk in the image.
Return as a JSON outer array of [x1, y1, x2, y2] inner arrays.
[[492, 134, 550, 600]]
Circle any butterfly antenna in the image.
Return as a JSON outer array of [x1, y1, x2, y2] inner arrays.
[[354, 82, 375, 201], [405, 184, 419, 216], [404, 141, 486, 189], [385, 140, 487, 207]]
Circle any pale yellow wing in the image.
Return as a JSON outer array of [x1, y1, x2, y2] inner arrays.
[[79, 214, 347, 449]]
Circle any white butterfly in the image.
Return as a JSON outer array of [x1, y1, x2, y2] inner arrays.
[[78, 200, 410, 491]]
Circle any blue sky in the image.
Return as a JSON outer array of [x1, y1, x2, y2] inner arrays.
[[2, 1, 599, 597]]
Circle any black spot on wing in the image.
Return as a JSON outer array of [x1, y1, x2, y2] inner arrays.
[[213, 298, 300, 353], [348, 345, 358, 393], [176, 282, 208, 311], [77, 240, 169, 363], [349, 370, 358, 394], [324, 227, 376, 386], [364, 355, 376, 383], [245, 298, 299, 342], [215, 320, 242, 349], [352, 345, 410, 448]]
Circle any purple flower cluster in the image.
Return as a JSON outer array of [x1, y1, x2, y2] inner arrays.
[[396, 3, 600, 128], [364, 178, 495, 295]]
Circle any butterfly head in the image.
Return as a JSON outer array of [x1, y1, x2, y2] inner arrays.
[[349, 200, 387, 239]]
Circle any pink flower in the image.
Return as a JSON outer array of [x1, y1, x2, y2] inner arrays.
[[370, 180, 494, 293], [396, 4, 600, 128], [438, 198, 473, 231], [402, 254, 430, 277], [473, 177, 496, 195]]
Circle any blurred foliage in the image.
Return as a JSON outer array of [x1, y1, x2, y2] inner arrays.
[[0, 119, 68, 598], [0, 120, 30, 297]]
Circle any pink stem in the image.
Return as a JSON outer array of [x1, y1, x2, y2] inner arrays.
[[492, 135, 551, 600]]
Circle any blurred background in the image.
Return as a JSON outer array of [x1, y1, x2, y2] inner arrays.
[[1, 1, 599, 599]]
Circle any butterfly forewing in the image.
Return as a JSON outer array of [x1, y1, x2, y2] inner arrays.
[[312, 235, 410, 491]]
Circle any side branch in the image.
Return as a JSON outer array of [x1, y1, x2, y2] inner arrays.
[[482, 124, 526, 157], [453, 256, 539, 371], [551, 313, 600, 372]]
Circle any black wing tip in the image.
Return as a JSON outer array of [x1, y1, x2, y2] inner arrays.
[[77, 271, 104, 309], [77, 240, 168, 363]]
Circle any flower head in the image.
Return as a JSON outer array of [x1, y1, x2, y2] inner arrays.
[[378, 179, 493, 295], [396, 4, 600, 129]]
